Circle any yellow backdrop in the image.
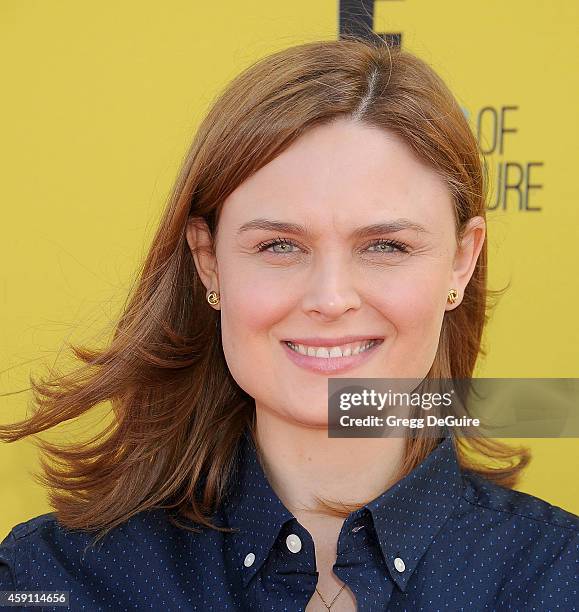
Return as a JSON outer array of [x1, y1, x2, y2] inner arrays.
[[1, 1, 577, 538]]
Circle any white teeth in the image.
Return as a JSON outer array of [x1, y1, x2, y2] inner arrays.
[[286, 340, 378, 358]]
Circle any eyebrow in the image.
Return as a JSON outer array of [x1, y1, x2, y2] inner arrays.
[[236, 217, 431, 239]]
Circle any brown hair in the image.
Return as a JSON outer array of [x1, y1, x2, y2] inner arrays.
[[0, 36, 530, 544]]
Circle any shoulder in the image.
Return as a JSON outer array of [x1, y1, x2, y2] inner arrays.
[[458, 470, 578, 577], [0, 508, 220, 591], [2, 512, 59, 542], [455, 472, 578, 606], [461, 469, 579, 534], [0, 512, 58, 590], [0, 510, 234, 608]]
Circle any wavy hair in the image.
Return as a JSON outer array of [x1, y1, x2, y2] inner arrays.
[[0, 36, 530, 544]]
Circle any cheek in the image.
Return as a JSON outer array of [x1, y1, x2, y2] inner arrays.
[[371, 270, 447, 340], [221, 269, 292, 336], [219, 268, 292, 384]]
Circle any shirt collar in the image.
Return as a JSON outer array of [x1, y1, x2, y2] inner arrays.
[[222, 425, 464, 591], [365, 426, 464, 591], [222, 428, 296, 587]]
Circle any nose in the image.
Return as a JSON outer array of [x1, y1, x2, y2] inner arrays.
[[301, 252, 362, 320]]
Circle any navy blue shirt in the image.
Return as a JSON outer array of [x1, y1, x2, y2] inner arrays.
[[1, 428, 578, 611]]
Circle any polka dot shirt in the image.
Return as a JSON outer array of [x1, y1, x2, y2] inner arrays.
[[1, 427, 578, 610]]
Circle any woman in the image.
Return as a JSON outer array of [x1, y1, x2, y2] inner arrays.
[[0, 37, 577, 611]]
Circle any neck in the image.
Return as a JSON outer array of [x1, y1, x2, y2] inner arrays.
[[253, 408, 406, 517]]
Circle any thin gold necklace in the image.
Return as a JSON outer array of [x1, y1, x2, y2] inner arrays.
[[315, 583, 346, 609]]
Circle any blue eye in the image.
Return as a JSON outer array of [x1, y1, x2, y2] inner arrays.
[[365, 238, 409, 254], [257, 237, 299, 254]]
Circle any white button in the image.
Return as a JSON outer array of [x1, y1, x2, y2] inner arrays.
[[286, 533, 302, 553], [394, 557, 406, 572], [243, 552, 255, 567]]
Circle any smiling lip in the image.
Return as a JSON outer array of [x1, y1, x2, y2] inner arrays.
[[280, 337, 384, 374], [282, 335, 384, 346]]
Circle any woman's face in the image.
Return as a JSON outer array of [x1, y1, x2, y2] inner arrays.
[[188, 118, 485, 427]]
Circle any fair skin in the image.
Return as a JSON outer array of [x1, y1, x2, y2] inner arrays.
[[186, 117, 485, 610]]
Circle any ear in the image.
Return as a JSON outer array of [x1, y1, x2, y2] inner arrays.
[[185, 217, 219, 299], [447, 216, 486, 310]]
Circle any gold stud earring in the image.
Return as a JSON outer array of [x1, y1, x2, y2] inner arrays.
[[207, 290, 220, 306], [447, 288, 458, 304]]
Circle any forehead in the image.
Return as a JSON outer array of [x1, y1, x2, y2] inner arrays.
[[220, 118, 454, 234]]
